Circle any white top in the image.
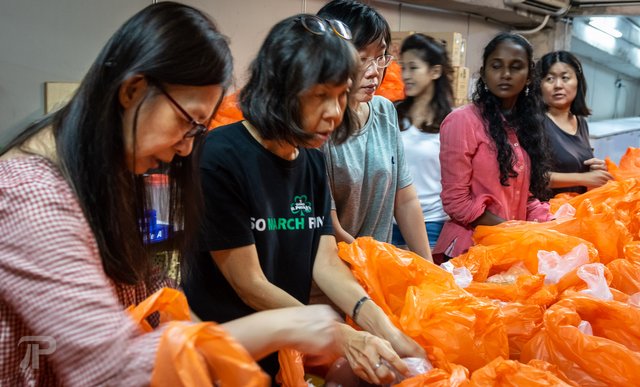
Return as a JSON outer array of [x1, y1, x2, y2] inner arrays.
[[399, 122, 448, 222]]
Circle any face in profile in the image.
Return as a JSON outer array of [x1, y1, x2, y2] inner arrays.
[[541, 61, 578, 111], [298, 80, 351, 148], [400, 49, 440, 98], [121, 78, 223, 174], [356, 38, 387, 103], [482, 40, 530, 108]]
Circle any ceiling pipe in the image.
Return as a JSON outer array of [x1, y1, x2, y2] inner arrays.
[[512, 14, 551, 34]]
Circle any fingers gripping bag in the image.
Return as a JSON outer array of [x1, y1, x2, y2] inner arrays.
[[128, 288, 269, 387], [520, 295, 640, 386]]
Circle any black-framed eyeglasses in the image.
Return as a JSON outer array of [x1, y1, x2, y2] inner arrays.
[[362, 54, 394, 70], [299, 15, 352, 40], [151, 81, 208, 139]]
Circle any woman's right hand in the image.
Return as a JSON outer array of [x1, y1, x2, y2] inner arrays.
[[282, 305, 342, 358], [337, 324, 409, 385], [583, 169, 614, 189]]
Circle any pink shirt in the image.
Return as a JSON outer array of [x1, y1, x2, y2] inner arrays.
[[434, 104, 551, 257], [0, 156, 167, 386]]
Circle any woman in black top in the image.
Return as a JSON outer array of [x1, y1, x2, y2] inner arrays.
[[536, 51, 613, 195]]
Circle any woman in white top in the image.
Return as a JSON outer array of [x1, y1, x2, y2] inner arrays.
[[392, 33, 454, 251]]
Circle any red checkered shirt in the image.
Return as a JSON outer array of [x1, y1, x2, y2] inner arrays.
[[1, 156, 168, 386]]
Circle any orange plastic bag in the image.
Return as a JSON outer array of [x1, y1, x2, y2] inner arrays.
[[499, 303, 544, 360], [470, 357, 574, 386], [209, 92, 243, 129], [605, 147, 640, 181], [376, 60, 405, 102], [607, 258, 640, 295], [338, 238, 509, 372], [276, 349, 307, 387], [464, 274, 558, 307], [127, 288, 269, 387], [547, 200, 632, 263], [395, 363, 470, 387], [338, 237, 458, 321], [126, 287, 191, 332], [520, 295, 640, 386], [451, 224, 598, 282]]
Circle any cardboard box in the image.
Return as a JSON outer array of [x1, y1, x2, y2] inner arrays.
[[389, 31, 415, 58], [459, 38, 467, 68], [424, 32, 464, 67], [452, 66, 470, 100]]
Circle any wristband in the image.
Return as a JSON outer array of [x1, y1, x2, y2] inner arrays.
[[351, 296, 371, 323]]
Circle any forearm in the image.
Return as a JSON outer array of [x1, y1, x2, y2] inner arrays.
[[313, 238, 394, 337], [331, 209, 355, 244], [235, 278, 304, 311], [394, 202, 432, 261], [470, 210, 505, 227], [394, 186, 431, 260], [220, 310, 299, 360], [548, 172, 585, 188]]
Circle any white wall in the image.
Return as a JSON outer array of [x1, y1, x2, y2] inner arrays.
[[0, 0, 151, 146], [1, 0, 635, 147], [577, 55, 640, 121]]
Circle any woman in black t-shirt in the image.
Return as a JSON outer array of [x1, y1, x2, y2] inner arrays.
[[536, 51, 613, 195], [183, 14, 425, 385]]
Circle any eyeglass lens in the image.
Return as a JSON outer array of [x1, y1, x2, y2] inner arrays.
[[300, 16, 352, 40], [153, 82, 207, 138]]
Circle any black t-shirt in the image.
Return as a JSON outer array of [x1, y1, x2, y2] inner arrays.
[[544, 115, 594, 195], [183, 121, 334, 323]]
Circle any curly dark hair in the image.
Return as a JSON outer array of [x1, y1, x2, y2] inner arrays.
[[396, 33, 453, 133], [473, 32, 551, 200]]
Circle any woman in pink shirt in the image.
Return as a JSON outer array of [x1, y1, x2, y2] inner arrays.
[[434, 32, 553, 260]]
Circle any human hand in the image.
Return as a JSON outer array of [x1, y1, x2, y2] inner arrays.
[[337, 324, 409, 385], [384, 327, 426, 359], [583, 169, 614, 189], [584, 157, 608, 171], [283, 305, 341, 360]]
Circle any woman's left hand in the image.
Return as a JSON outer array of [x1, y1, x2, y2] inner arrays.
[[584, 157, 608, 171], [338, 324, 408, 385]]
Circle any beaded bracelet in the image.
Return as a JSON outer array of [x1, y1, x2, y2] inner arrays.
[[352, 296, 371, 323]]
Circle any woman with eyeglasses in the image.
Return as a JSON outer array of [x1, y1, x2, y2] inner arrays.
[[182, 13, 423, 385], [0, 3, 349, 385], [536, 51, 613, 195], [317, 0, 432, 262]]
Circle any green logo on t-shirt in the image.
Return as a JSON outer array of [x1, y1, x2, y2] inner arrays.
[[290, 195, 312, 216]]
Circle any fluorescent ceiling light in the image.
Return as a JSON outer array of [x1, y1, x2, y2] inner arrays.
[[588, 17, 623, 38]]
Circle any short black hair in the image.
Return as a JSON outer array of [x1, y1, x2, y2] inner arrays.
[[536, 50, 591, 116], [317, 0, 391, 52], [240, 14, 359, 145]]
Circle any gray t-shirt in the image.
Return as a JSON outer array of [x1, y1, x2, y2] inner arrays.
[[323, 95, 412, 243]]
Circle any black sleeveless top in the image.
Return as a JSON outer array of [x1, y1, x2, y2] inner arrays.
[[544, 114, 594, 195]]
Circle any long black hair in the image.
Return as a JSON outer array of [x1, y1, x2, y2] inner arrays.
[[473, 32, 551, 200], [396, 33, 453, 133], [240, 14, 359, 145], [536, 50, 591, 116], [1, 2, 232, 285]]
